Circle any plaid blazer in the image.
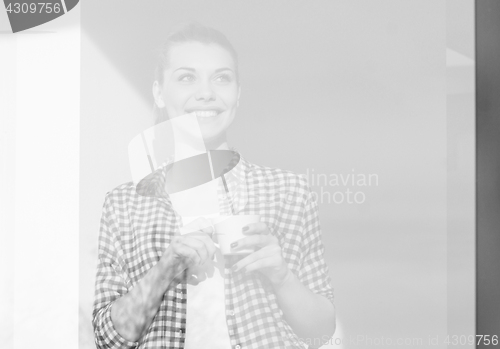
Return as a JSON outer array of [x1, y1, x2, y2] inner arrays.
[[92, 153, 334, 349]]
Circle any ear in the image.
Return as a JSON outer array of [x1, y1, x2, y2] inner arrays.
[[237, 86, 241, 107], [152, 80, 165, 108]]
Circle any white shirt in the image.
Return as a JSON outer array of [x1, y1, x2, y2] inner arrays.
[[182, 215, 232, 349]]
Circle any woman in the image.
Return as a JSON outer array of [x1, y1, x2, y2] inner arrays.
[[93, 22, 335, 349]]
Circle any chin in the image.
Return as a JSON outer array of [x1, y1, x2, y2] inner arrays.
[[201, 131, 226, 144], [200, 122, 231, 141]]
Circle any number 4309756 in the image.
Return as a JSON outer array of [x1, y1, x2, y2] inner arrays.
[[445, 335, 499, 346], [6, 3, 62, 14]]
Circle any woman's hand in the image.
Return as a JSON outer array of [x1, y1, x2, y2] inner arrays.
[[160, 217, 216, 286], [230, 222, 291, 287], [111, 217, 216, 342], [230, 222, 336, 341]]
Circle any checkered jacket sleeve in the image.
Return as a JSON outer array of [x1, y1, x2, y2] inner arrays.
[[92, 194, 139, 349], [297, 176, 335, 305]]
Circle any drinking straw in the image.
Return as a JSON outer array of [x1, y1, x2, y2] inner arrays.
[[140, 132, 155, 172], [208, 151, 236, 215], [221, 174, 236, 215], [207, 149, 215, 180]]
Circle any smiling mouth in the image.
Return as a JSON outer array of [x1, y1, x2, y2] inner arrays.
[[187, 110, 222, 118]]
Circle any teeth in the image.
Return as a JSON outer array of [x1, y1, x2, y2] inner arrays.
[[194, 110, 219, 118]]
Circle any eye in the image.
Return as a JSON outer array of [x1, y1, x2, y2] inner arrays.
[[214, 73, 232, 83], [178, 74, 196, 83]]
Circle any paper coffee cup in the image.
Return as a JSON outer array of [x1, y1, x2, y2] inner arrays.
[[214, 215, 261, 255]]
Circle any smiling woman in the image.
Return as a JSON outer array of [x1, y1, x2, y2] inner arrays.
[[92, 22, 335, 349], [152, 40, 240, 149]]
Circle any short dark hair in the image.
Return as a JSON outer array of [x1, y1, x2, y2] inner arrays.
[[154, 22, 239, 86]]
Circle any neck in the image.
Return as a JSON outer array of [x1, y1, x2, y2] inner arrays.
[[169, 114, 230, 160], [204, 137, 230, 151], [174, 136, 230, 162]]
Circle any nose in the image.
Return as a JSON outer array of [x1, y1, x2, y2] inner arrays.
[[195, 81, 216, 102]]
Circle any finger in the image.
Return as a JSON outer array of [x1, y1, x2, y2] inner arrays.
[[191, 224, 215, 238], [189, 234, 216, 260], [185, 234, 217, 263], [191, 270, 208, 283], [183, 230, 215, 250], [183, 267, 206, 285], [239, 255, 281, 273], [241, 222, 270, 235], [232, 245, 280, 272], [186, 274, 200, 286], [204, 238, 217, 261], [174, 243, 202, 268], [191, 242, 209, 265], [178, 238, 209, 265], [185, 232, 214, 245], [231, 234, 276, 251], [190, 262, 212, 282], [194, 217, 212, 228], [212, 232, 219, 244], [206, 263, 215, 278], [199, 224, 215, 236]]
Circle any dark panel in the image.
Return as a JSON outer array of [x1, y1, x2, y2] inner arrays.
[[65, 0, 79, 12], [4, 0, 64, 33], [476, 0, 500, 344]]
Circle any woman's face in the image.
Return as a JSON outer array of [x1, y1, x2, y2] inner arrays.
[[155, 42, 240, 144]]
